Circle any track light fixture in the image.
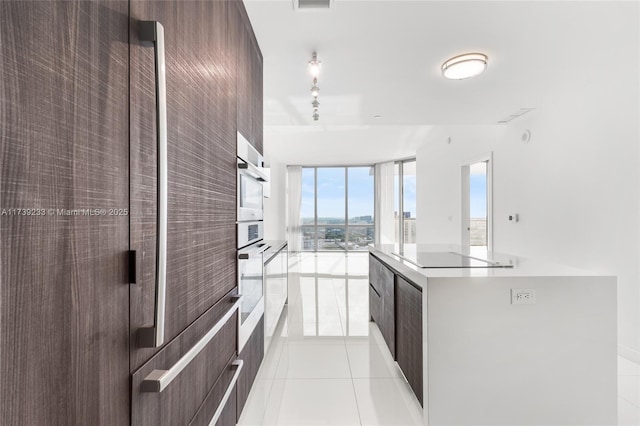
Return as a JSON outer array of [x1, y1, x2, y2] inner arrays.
[[308, 52, 321, 121]]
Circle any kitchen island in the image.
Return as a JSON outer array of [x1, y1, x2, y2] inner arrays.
[[369, 244, 617, 426]]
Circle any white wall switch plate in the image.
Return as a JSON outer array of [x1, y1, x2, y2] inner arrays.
[[511, 288, 536, 305]]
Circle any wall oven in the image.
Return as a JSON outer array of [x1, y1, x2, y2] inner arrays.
[[238, 169, 264, 222], [236, 131, 268, 352], [237, 240, 268, 350]]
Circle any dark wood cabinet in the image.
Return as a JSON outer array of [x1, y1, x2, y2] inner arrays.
[[129, 0, 238, 371], [131, 292, 239, 426], [235, 2, 263, 154], [189, 362, 239, 426], [369, 282, 382, 323], [237, 316, 265, 419], [396, 277, 424, 405], [2, 0, 264, 424], [0, 1, 130, 424], [369, 254, 424, 406], [369, 254, 395, 357]]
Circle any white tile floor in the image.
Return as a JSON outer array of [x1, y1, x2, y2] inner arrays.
[[239, 252, 640, 426]]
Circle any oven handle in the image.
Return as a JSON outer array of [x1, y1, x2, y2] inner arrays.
[[238, 244, 270, 260], [238, 161, 268, 182]]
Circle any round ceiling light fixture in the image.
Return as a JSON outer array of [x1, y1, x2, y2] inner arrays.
[[442, 53, 488, 80]]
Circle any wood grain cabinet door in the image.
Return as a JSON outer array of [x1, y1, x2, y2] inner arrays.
[[131, 292, 240, 426], [396, 277, 423, 405], [236, 316, 265, 419], [129, 0, 238, 370], [369, 254, 395, 357], [0, 1, 130, 424], [368, 256, 382, 323], [235, 2, 263, 154]]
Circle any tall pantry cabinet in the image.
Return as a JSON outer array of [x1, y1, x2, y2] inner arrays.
[[0, 1, 264, 425], [0, 2, 130, 424]]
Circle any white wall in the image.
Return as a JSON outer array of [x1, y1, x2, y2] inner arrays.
[[263, 159, 286, 241], [417, 104, 640, 356]]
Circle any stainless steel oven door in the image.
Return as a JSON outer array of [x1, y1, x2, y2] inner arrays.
[[238, 242, 269, 351], [238, 170, 263, 221]]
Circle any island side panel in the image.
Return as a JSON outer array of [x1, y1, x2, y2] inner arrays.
[[425, 275, 616, 426]]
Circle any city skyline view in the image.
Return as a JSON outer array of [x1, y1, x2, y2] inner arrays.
[[301, 166, 417, 221], [301, 166, 375, 251], [300, 164, 418, 250]]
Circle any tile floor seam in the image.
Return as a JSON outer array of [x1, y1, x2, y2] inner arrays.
[[331, 265, 366, 426], [249, 310, 290, 426], [245, 380, 271, 426], [619, 394, 640, 409], [328, 255, 365, 425], [619, 396, 640, 409], [344, 331, 364, 426]]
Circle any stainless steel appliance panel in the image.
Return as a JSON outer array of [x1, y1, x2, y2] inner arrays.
[[237, 221, 263, 249]]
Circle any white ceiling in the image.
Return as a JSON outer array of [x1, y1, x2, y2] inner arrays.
[[245, 0, 636, 127], [262, 124, 435, 165]]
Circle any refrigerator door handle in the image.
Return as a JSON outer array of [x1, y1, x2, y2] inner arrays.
[[138, 20, 168, 348]]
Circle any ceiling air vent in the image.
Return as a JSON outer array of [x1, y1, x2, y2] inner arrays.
[[294, 0, 332, 10], [497, 108, 535, 124]]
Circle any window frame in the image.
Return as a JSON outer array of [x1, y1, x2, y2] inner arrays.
[[395, 158, 417, 248], [301, 165, 375, 252]]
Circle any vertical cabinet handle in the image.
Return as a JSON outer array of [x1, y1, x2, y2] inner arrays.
[[138, 21, 168, 348]]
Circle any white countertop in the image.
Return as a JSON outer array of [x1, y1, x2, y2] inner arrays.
[[263, 240, 287, 265], [369, 244, 610, 288]]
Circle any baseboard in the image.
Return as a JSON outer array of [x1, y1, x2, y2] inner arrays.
[[619, 344, 640, 364]]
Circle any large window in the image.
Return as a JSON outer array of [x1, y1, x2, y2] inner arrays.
[[301, 166, 374, 251], [394, 159, 417, 245]]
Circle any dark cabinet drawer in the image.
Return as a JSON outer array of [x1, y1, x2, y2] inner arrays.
[[237, 316, 265, 420], [189, 356, 242, 426], [131, 292, 239, 426], [369, 282, 382, 323], [369, 254, 395, 357], [396, 277, 423, 405], [369, 254, 394, 292]]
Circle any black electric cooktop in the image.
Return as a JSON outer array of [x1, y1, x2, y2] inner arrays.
[[392, 251, 513, 268]]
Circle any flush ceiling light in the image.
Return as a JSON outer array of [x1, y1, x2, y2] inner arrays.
[[441, 53, 488, 80]]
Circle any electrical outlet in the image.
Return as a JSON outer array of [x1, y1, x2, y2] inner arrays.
[[511, 289, 536, 305]]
